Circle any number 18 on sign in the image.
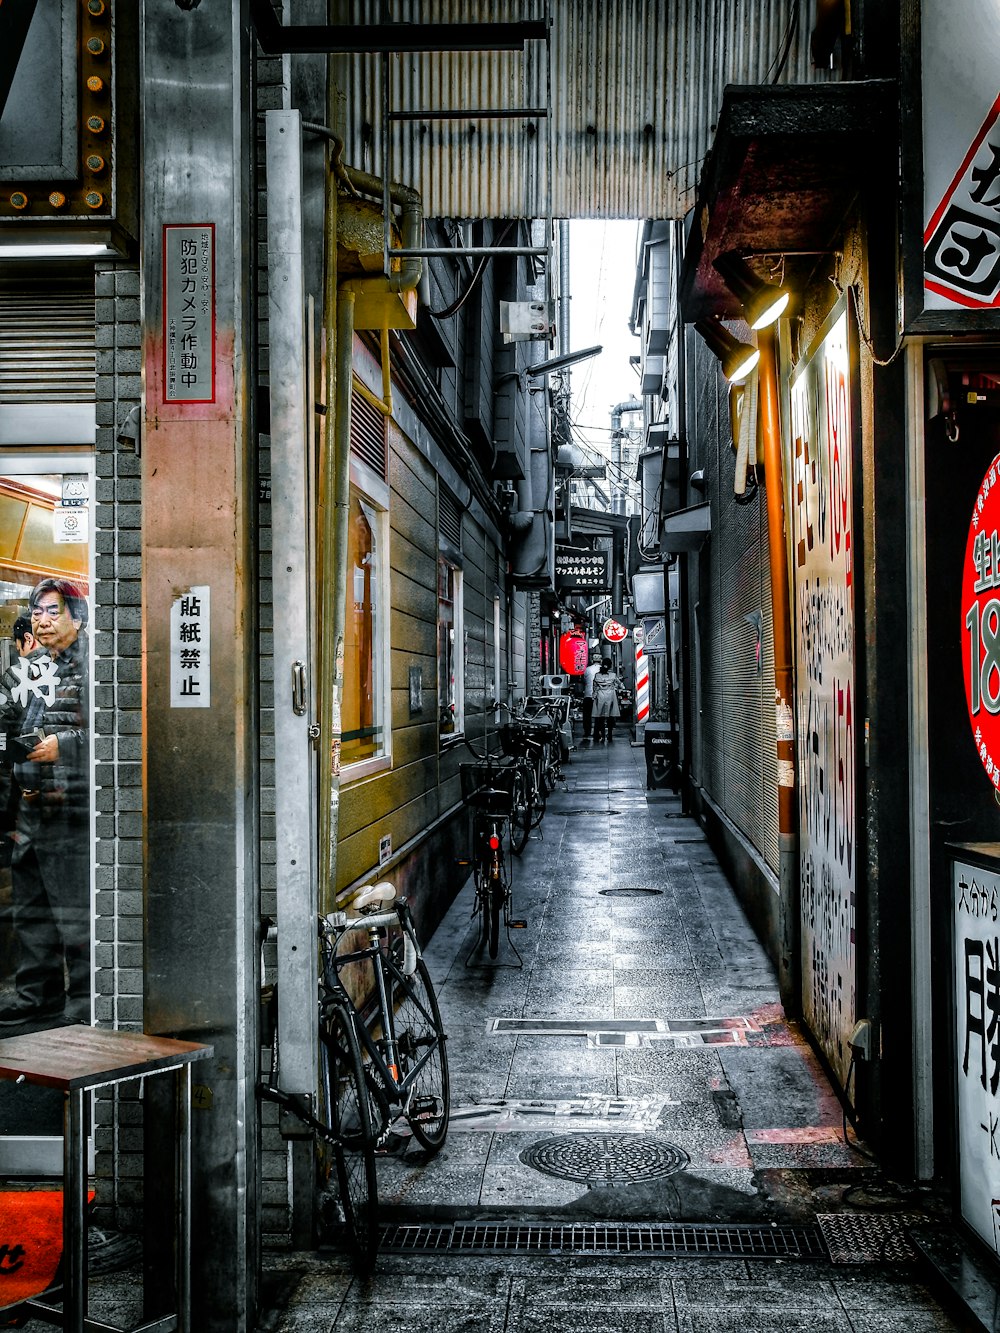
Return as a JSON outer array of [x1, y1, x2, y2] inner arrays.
[[963, 454, 1000, 788]]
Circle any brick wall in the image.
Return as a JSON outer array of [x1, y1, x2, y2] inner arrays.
[[92, 262, 146, 1231]]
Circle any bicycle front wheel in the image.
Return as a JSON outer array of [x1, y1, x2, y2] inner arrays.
[[529, 766, 547, 827], [318, 1001, 380, 1271], [390, 953, 451, 1153]]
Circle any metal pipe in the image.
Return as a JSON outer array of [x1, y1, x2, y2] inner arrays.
[[317, 79, 341, 917], [395, 246, 548, 258], [250, 1, 548, 53], [757, 325, 799, 1011], [558, 220, 570, 354], [335, 163, 423, 298], [389, 107, 548, 121]]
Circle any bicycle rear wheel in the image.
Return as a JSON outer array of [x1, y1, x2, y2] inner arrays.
[[389, 951, 451, 1152], [487, 880, 503, 959], [318, 1000, 380, 1271], [509, 767, 531, 855]]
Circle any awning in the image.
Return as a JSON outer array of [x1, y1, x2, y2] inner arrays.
[[679, 80, 897, 324]]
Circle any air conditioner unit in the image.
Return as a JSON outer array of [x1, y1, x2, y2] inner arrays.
[[539, 674, 568, 694]]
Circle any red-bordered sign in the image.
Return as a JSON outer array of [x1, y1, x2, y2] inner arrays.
[[602, 618, 627, 643], [924, 92, 1000, 310], [962, 451, 1000, 789]]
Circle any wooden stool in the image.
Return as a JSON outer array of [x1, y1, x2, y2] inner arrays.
[[0, 1025, 212, 1332]]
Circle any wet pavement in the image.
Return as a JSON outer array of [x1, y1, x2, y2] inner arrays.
[[13, 737, 966, 1331], [259, 735, 964, 1331]]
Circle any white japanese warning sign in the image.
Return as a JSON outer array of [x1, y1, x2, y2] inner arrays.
[[170, 585, 211, 708], [163, 224, 216, 402], [922, 4, 1000, 311]]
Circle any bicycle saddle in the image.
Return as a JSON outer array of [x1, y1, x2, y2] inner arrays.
[[352, 881, 397, 912]]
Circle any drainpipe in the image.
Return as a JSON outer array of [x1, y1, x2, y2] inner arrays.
[[757, 325, 799, 1012], [558, 220, 571, 354], [318, 132, 423, 913], [610, 398, 642, 515]]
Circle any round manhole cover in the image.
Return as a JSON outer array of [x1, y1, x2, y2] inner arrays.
[[520, 1135, 688, 1187], [599, 887, 663, 897]]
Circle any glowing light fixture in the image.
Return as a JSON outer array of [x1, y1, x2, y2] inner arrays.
[[713, 251, 790, 330], [0, 241, 119, 259], [694, 318, 760, 384]]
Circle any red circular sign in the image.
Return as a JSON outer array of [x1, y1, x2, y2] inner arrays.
[[602, 618, 627, 643], [963, 451, 1000, 790]]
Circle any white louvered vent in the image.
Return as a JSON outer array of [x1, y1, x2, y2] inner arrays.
[[0, 283, 96, 403], [350, 385, 388, 480]]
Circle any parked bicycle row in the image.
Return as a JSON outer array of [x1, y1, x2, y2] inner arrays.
[[458, 695, 570, 964], [253, 697, 569, 1273]]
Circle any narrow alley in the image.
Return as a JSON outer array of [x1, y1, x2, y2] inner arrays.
[[250, 740, 960, 1332]]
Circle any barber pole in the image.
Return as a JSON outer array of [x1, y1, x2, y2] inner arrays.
[[635, 641, 650, 736]]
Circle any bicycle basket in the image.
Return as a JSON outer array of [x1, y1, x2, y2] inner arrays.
[[460, 762, 513, 816]]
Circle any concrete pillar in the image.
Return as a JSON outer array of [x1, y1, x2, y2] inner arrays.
[[140, 3, 258, 1327]]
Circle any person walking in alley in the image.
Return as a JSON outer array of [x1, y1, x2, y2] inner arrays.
[[592, 657, 622, 743], [580, 651, 602, 741], [0, 579, 90, 1031]]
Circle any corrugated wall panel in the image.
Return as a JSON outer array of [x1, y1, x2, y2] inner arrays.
[[690, 332, 778, 876], [337, 0, 829, 219]]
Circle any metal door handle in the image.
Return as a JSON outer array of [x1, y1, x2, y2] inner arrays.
[[291, 661, 307, 716]]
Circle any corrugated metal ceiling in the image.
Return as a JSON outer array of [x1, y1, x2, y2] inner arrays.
[[335, 0, 831, 220]]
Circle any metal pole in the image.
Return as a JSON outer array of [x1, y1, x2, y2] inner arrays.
[[757, 325, 799, 1012], [64, 1089, 85, 1333]]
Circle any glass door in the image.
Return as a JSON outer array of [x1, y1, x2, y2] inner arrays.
[[0, 453, 95, 1173]]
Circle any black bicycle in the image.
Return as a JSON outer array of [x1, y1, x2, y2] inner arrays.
[[459, 750, 526, 963], [258, 882, 449, 1272]]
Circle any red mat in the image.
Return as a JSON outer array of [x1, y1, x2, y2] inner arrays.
[[0, 1189, 93, 1312]]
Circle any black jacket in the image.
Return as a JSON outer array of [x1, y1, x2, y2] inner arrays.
[[0, 632, 90, 823]]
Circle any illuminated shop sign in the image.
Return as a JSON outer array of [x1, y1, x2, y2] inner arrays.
[[555, 547, 609, 592]]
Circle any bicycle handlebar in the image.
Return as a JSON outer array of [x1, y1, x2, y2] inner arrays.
[[322, 906, 418, 975]]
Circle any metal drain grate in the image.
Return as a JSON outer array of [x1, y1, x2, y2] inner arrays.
[[817, 1213, 921, 1264], [520, 1134, 689, 1186], [557, 809, 621, 816], [599, 887, 663, 897], [379, 1220, 828, 1259]]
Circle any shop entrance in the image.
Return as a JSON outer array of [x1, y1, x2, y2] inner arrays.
[[0, 455, 95, 1174]]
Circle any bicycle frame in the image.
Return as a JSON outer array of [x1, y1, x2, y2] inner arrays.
[[321, 920, 440, 1111]]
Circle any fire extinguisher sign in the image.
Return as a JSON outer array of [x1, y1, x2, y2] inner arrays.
[[963, 451, 1000, 789]]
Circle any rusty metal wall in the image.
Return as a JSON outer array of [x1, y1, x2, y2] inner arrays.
[[335, 0, 830, 219]]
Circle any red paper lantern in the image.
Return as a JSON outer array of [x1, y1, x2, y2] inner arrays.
[[559, 631, 588, 676]]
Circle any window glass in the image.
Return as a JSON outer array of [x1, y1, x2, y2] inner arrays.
[[0, 466, 94, 1169], [342, 486, 385, 767], [438, 559, 463, 735]]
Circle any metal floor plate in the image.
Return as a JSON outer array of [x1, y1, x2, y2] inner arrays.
[[379, 1220, 828, 1259]]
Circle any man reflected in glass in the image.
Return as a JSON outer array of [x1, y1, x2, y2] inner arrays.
[[0, 579, 90, 1032]]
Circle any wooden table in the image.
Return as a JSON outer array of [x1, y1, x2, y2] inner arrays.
[[0, 1025, 212, 1333]]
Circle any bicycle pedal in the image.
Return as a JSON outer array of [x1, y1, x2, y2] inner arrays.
[[409, 1095, 443, 1121], [508, 919, 528, 929]]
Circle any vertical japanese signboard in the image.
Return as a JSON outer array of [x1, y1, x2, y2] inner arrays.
[[170, 586, 211, 708], [953, 855, 1000, 1259], [788, 299, 857, 1085], [163, 224, 216, 403], [921, 3, 1000, 316]]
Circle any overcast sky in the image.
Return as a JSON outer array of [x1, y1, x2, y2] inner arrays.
[[567, 220, 643, 466]]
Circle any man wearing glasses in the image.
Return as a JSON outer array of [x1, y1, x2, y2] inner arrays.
[[0, 579, 90, 1031]]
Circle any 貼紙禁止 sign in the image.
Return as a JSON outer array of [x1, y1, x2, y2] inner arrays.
[[163, 224, 216, 403], [962, 452, 1000, 788]]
